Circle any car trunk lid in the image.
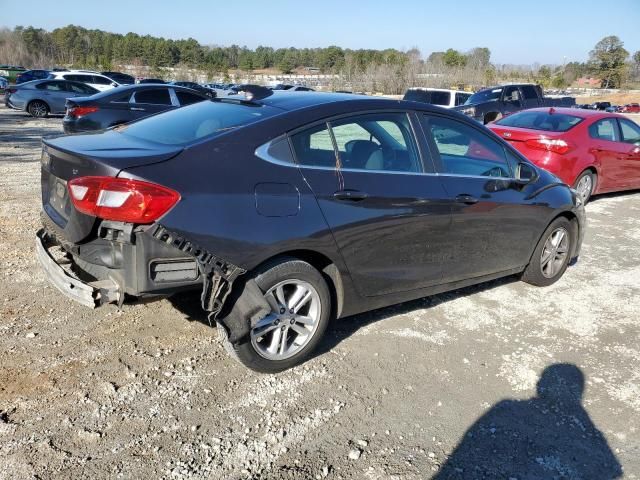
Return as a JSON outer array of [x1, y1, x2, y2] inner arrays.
[[41, 130, 183, 243]]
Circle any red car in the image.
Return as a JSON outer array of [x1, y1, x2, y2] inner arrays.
[[621, 103, 640, 114], [488, 108, 640, 201]]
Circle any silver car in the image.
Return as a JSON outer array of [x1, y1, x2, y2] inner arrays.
[[5, 79, 99, 117]]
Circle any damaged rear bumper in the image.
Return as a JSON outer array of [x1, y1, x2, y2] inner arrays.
[[36, 229, 120, 308]]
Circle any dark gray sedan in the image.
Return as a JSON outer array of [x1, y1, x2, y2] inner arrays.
[[5, 79, 98, 117]]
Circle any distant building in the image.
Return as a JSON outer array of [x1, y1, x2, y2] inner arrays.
[[574, 77, 601, 88]]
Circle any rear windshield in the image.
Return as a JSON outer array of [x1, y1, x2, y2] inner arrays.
[[403, 90, 430, 103], [465, 88, 502, 105], [495, 110, 583, 132], [118, 100, 281, 145]]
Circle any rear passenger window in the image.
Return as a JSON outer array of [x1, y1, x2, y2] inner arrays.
[[455, 93, 470, 106], [67, 82, 96, 94], [521, 85, 539, 100], [429, 91, 451, 106], [424, 115, 511, 178], [176, 90, 204, 106], [134, 88, 172, 105], [92, 75, 112, 85], [619, 119, 640, 144], [291, 113, 421, 173], [291, 123, 336, 168], [589, 119, 619, 142], [38, 81, 64, 92]]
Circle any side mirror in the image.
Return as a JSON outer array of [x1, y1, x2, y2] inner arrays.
[[112, 82, 118, 87], [515, 162, 538, 184]]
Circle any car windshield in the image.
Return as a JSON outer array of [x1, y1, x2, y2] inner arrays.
[[495, 110, 583, 132], [117, 100, 281, 145], [465, 88, 502, 105]]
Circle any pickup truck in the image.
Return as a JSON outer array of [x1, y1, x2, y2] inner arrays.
[[452, 84, 575, 124]]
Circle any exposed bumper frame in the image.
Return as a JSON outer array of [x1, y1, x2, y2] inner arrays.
[[36, 229, 120, 308]]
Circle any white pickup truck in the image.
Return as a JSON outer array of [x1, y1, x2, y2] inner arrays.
[[403, 88, 472, 109]]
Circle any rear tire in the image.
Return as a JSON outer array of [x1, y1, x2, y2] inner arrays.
[[218, 258, 331, 373], [27, 100, 49, 118], [574, 170, 596, 203], [522, 217, 574, 287]]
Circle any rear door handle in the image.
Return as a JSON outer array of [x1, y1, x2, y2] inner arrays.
[[333, 190, 369, 201], [130, 107, 146, 111], [455, 194, 479, 204]]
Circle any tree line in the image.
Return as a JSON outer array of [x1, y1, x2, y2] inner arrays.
[[0, 25, 638, 91]]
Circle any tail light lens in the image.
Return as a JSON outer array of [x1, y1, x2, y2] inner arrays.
[[67, 176, 180, 223], [524, 138, 572, 155], [6, 88, 17, 94], [67, 105, 99, 117]]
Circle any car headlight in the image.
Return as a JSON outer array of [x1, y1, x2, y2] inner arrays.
[[460, 106, 476, 117]]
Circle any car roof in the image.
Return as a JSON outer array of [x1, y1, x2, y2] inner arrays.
[[516, 107, 625, 120], [85, 83, 207, 99], [406, 87, 469, 94], [256, 91, 392, 110]]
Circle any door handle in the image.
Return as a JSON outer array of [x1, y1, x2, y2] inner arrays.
[[130, 107, 145, 111], [455, 194, 479, 204], [333, 190, 369, 201]]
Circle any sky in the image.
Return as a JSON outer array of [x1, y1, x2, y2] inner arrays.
[[1, 0, 639, 65]]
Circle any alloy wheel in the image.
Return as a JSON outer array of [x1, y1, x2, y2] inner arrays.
[[576, 174, 593, 201], [29, 101, 47, 117], [540, 227, 570, 278], [250, 279, 321, 360]]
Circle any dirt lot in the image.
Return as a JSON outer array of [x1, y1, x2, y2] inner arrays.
[[1, 106, 640, 479], [574, 91, 640, 106]]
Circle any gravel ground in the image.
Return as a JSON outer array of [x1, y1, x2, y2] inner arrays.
[[1, 106, 639, 479]]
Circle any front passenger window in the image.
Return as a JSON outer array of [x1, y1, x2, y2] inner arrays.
[[619, 119, 640, 144], [424, 115, 512, 178]]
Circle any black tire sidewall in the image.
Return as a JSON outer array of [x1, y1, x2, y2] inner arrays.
[[230, 259, 331, 373], [523, 217, 574, 287]]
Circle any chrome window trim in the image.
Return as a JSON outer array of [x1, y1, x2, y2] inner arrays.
[[254, 138, 296, 167], [257, 139, 518, 180]]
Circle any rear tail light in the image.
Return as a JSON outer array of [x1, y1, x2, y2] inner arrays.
[[6, 88, 17, 94], [524, 138, 572, 155], [67, 176, 180, 223], [67, 105, 99, 117]]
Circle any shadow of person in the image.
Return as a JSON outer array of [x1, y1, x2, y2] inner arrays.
[[433, 364, 622, 480]]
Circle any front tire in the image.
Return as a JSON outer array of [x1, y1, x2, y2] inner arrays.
[[27, 100, 49, 118], [522, 217, 574, 287], [219, 259, 331, 373]]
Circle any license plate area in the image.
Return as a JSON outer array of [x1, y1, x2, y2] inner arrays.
[[48, 176, 71, 220]]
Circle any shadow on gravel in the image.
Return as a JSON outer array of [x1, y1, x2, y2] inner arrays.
[[590, 189, 640, 203], [313, 274, 519, 359], [432, 364, 622, 480], [169, 274, 521, 358]]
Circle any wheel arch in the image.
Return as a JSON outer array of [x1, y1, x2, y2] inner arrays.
[[248, 249, 345, 320], [574, 166, 599, 193], [27, 98, 50, 114], [528, 210, 580, 267]]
